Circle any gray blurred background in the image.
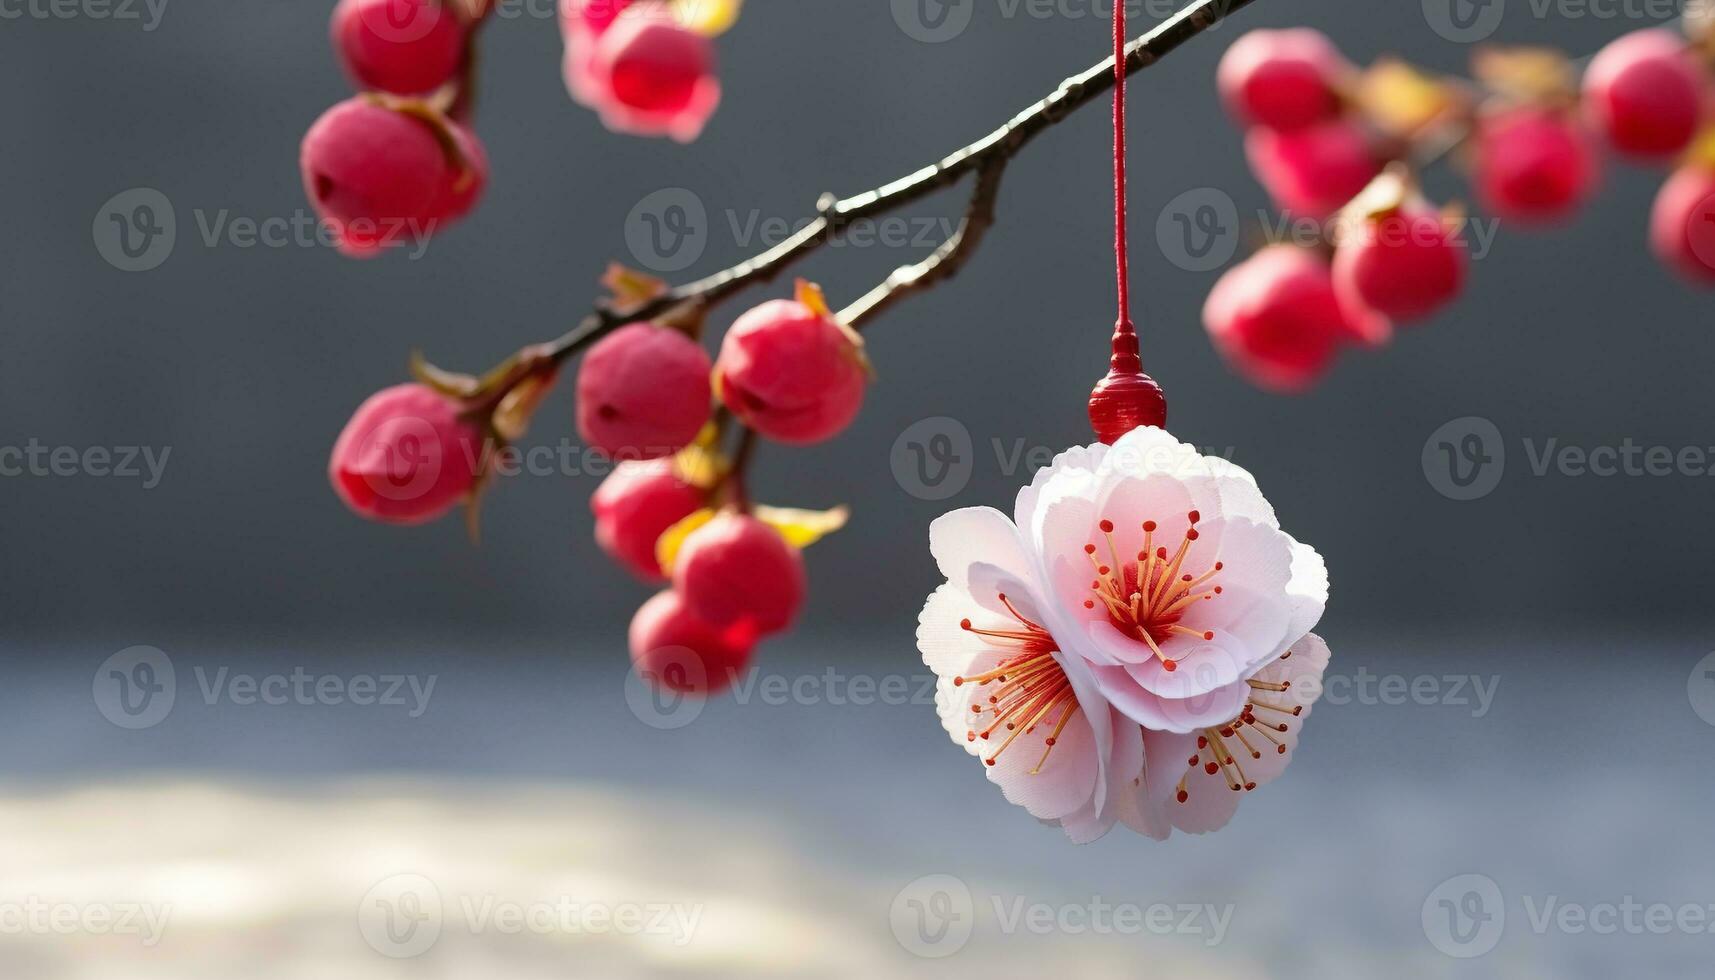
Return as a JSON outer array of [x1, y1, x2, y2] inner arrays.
[[1, 1, 1713, 977]]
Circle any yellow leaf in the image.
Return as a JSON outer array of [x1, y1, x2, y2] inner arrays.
[[1357, 59, 1460, 139], [1471, 46, 1577, 106], [673, 0, 742, 36], [672, 423, 729, 489], [754, 504, 850, 550], [602, 263, 670, 308], [795, 279, 832, 319], [1687, 125, 1715, 172], [656, 508, 717, 574]]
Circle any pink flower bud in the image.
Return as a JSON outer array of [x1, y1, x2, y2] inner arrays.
[[672, 512, 805, 636], [577, 322, 713, 460], [591, 459, 706, 581], [1218, 29, 1349, 132], [564, 7, 721, 143], [1650, 165, 1715, 285], [1583, 29, 1708, 160], [1203, 245, 1386, 392], [329, 383, 484, 525], [629, 590, 756, 696], [1332, 202, 1468, 323], [716, 299, 868, 445], [331, 0, 467, 96], [1245, 118, 1382, 219], [300, 97, 485, 258], [1475, 108, 1600, 224]]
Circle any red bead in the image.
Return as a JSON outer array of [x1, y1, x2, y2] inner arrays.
[[1088, 370, 1166, 444], [1583, 29, 1708, 160], [1218, 29, 1349, 132], [577, 322, 712, 461], [331, 0, 467, 96], [590, 459, 706, 581], [328, 383, 484, 525], [1650, 165, 1715, 285], [629, 590, 756, 696], [673, 512, 806, 636], [1245, 118, 1381, 219], [716, 298, 867, 446], [1332, 202, 1468, 323], [1476, 108, 1600, 224]]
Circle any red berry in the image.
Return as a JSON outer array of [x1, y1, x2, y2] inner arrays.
[[1475, 108, 1600, 223], [577, 322, 712, 460], [1245, 118, 1382, 218], [1650, 165, 1715, 284], [567, 8, 721, 142], [331, 0, 467, 96], [328, 383, 484, 525], [1332, 202, 1468, 323], [1203, 245, 1386, 392], [716, 298, 868, 445], [673, 512, 805, 636], [301, 98, 479, 257], [629, 590, 756, 696], [591, 459, 706, 581], [1583, 29, 1708, 159], [1218, 29, 1349, 132]]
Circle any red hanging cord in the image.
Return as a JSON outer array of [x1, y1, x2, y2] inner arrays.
[[1113, 0, 1131, 325], [1087, 0, 1165, 443]]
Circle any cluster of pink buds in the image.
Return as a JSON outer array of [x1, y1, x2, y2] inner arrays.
[[560, 0, 739, 142], [1204, 23, 1715, 392], [327, 277, 869, 696], [301, 0, 490, 258], [586, 281, 867, 693]]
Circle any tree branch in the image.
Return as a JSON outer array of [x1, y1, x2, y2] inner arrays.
[[528, 0, 1258, 363]]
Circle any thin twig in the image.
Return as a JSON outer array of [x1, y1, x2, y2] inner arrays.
[[527, 0, 1259, 364], [840, 160, 1006, 329]]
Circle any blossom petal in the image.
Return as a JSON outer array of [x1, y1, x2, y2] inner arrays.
[[928, 507, 1038, 619]]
